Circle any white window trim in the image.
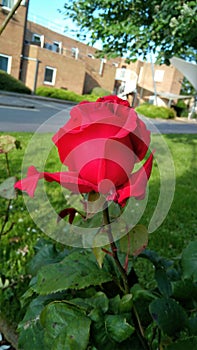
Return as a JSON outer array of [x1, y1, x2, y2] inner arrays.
[[2, 0, 15, 11], [0, 53, 12, 73], [44, 66, 57, 85], [53, 41, 62, 53], [32, 34, 44, 48]]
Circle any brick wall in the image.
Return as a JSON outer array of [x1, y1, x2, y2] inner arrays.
[[0, 9, 183, 102], [0, 2, 27, 79], [25, 21, 120, 94]]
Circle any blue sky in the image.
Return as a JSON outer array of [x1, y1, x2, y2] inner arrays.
[[28, 0, 79, 39], [28, 0, 66, 23], [27, 0, 102, 48]]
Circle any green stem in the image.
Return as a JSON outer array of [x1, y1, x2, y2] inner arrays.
[[132, 306, 150, 350], [103, 204, 150, 350], [5, 153, 11, 177], [0, 199, 12, 238], [103, 205, 129, 294]]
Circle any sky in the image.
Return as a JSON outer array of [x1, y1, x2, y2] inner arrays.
[[27, 0, 102, 49]]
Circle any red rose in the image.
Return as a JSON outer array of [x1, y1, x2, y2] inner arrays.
[[96, 95, 130, 107], [15, 96, 153, 207], [79, 95, 130, 107]]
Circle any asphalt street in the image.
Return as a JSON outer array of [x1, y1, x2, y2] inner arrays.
[[0, 92, 196, 134]]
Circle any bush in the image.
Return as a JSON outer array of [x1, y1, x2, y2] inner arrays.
[[91, 86, 111, 97], [136, 103, 176, 119], [173, 100, 188, 117], [36, 86, 98, 103], [0, 70, 31, 94]]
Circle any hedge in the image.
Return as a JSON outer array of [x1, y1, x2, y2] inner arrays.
[[136, 103, 176, 119], [36, 86, 98, 102], [0, 70, 31, 94]]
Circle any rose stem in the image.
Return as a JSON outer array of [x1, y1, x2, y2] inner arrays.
[[102, 205, 129, 294], [5, 153, 11, 177], [103, 204, 150, 350]]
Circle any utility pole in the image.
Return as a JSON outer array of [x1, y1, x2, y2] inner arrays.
[[19, 0, 30, 81], [0, 0, 23, 36], [150, 48, 158, 106]]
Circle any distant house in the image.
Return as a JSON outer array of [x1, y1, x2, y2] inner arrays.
[[0, 0, 183, 105]]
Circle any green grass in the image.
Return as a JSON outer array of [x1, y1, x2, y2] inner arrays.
[[0, 132, 197, 323]]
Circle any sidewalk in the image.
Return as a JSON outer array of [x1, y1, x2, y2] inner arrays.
[[0, 90, 76, 109]]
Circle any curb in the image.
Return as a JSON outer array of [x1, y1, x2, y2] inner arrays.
[[0, 102, 35, 109], [0, 90, 77, 106]]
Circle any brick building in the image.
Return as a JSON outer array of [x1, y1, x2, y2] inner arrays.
[[23, 20, 120, 94], [0, 0, 183, 105], [0, 0, 27, 79]]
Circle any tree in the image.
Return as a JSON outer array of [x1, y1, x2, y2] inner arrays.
[[64, 0, 197, 64]]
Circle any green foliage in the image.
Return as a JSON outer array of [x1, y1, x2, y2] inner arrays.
[[90, 87, 111, 97], [0, 176, 17, 200], [135, 103, 176, 119], [173, 99, 189, 117], [119, 224, 148, 256], [176, 100, 187, 109], [0, 70, 31, 94], [149, 298, 188, 336], [166, 337, 197, 350], [64, 0, 197, 64], [40, 302, 91, 350], [182, 241, 197, 281], [34, 250, 112, 295], [0, 132, 197, 346], [17, 240, 197, 349], [36, 86, 98, 102]]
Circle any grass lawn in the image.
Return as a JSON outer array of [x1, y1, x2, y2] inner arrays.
[[0, 131, 197, 323]]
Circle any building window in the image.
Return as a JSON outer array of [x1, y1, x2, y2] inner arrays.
[[2, 0, 15, 10], [71, 47, 79, 59], [32, 34, 44, 48], [154, 70, 164, 82], [87, 53, 95, 59], [53, 41, 62, 53], [0, 54, 12, 73], [44, 66, 56, 85]]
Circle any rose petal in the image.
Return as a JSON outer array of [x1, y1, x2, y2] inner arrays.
[[14, 166, 97, 197], [130, 118, 151, 161], [96, 95, 130, 107], [14, 166, 44, 197], [53, 102, 138, 166], [117, 152, 154, 206]]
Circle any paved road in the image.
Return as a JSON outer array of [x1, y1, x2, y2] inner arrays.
[[0, 96, 74, 133], [0, 93, 197, 134]]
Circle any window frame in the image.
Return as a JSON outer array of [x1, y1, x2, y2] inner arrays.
[[44, 66, 56, 85], [2, 0, 15, 11], [53, 41, 62, 53], [32, 33, 44, 48], [0, 53, 12, 73]]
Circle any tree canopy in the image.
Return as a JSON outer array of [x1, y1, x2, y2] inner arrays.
[[64, 0, 197, 64]]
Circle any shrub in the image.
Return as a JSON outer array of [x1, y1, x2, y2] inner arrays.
[[0, 70, 31, 94], [36, 86, 80, 101], [36, 86, 98, 103], [91, 86, 111, 97], [173, 100, 188, 117], [136, 103, 176, 119]]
